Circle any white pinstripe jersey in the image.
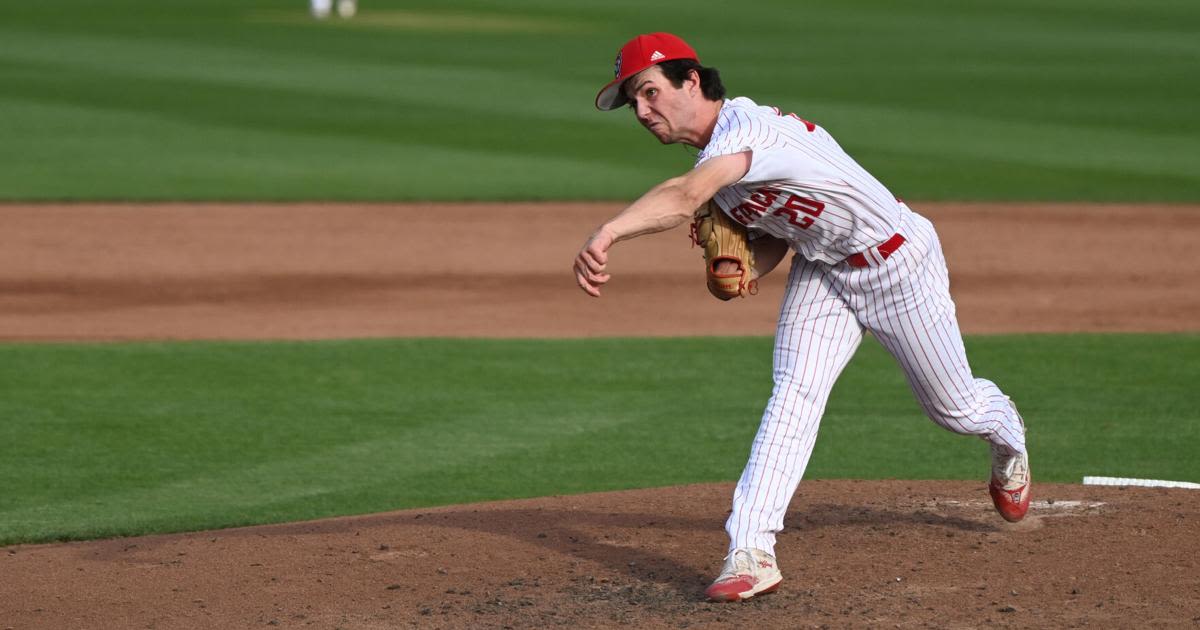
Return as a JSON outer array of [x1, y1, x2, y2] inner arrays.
[[696, 97, 903, 265]]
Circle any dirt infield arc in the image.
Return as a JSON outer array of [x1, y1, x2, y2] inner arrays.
[[1, 202, 1198, 340], [1, 203, 1198, 629]]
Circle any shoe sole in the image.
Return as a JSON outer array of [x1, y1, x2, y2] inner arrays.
[[707, 575, 783, 602]]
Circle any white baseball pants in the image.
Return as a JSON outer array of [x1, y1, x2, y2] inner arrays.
[[726, 205, 1026, 555]]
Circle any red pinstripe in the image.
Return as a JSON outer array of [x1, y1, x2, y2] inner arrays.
[[709, 97, 1030, 556], [699, 98, 900, 265]]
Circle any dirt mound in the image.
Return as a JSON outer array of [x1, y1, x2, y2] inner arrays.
[[3, 480, 1197, 628]]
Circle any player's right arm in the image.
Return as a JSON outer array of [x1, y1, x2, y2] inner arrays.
[[574, 152, 751, 297]]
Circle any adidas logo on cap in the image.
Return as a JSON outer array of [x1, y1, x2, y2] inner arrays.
[[650, 50, 665, 61]]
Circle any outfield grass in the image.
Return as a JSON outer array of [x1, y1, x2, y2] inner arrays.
[[2, 0, 1197, 201], [1, 334, 1196, 545]]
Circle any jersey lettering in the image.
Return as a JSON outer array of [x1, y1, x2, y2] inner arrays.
[[729, 188, 783, 224], [728, 187, 824, 231], [700, 97, 905, 265], [730, 201, 765, 225]]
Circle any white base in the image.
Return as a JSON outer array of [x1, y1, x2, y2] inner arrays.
[[1083, 476, 1200, 489]]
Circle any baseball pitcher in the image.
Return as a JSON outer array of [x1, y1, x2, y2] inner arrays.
[[573, 32, 1031, 603]]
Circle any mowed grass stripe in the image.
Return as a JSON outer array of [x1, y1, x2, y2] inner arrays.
[[2, 0, 1197, 200], [0, 52, 624, 160], [0, 95, 652, 200], [1, 334, 1197, 545], [0, 25, 663, 199], [0, 26, 611, 125], [789, 98, 1200, 180]]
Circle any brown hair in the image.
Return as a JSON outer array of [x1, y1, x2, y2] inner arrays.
[[658, 59, 726, 101]]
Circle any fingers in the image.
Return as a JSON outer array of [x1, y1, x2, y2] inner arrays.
[[575, 270, 601, 297], [714, 259, 741, 275], [578, 248, 606, 277], [574, 230, 615, 297], [576, 245, 610, 284], [574, 257, 610, 297], [578, 236, 611, 276], [580, 264, 611, 285]]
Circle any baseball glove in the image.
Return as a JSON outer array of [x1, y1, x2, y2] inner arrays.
[[690, 201, 757, 301]]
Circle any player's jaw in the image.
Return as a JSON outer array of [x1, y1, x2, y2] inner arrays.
[[639, 115, 674, 143], [635, 98, 699, 145], [625, 67, 698, 145], [631, 97, 676, 144]]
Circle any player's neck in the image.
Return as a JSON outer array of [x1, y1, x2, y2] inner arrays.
[[685, 99, 725, 149]]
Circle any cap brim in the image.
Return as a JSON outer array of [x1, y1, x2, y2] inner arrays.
[[595, 77, 628, 111]]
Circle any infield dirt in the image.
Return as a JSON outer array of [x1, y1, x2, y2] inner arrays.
[[2, 202, 1198, 340], [1, 202, 1198, 629]]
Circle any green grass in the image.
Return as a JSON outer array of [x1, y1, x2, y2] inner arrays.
[[1, 334, 1196, 545], [1, 0, 1198, 201]]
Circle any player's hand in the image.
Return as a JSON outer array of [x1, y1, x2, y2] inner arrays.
[[574, 227, 615, 297], [714, 258, 764, 282], [714, 259, 742, 276]]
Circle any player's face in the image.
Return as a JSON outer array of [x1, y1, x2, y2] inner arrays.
[[624, 66, 702, 145]]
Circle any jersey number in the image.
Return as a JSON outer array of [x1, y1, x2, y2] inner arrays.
[[773, 195, 824, 229]]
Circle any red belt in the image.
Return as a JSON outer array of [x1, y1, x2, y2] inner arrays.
[[846, 233, 906, 268]]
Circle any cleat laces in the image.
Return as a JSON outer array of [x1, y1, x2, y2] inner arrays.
[[718, 549, 753, 579], [992, 446, 1029, 491]]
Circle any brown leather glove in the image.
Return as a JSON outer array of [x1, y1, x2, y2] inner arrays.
[[690, 201, 757, 301]]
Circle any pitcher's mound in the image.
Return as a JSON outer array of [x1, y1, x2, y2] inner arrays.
[[3, 480, 1198, 628]]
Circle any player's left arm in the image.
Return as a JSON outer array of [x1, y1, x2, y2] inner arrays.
[[574, 151, 752, 297]]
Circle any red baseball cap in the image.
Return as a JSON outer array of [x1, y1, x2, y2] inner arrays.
[[595, 32, 699, 111]]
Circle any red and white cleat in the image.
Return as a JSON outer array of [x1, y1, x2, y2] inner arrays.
[[989, 401, 1031, 522], [989, 450, 1031, 522], [704, 548, 783, 602]]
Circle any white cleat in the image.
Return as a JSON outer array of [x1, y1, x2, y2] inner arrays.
[[704, 548, 783, 602]]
